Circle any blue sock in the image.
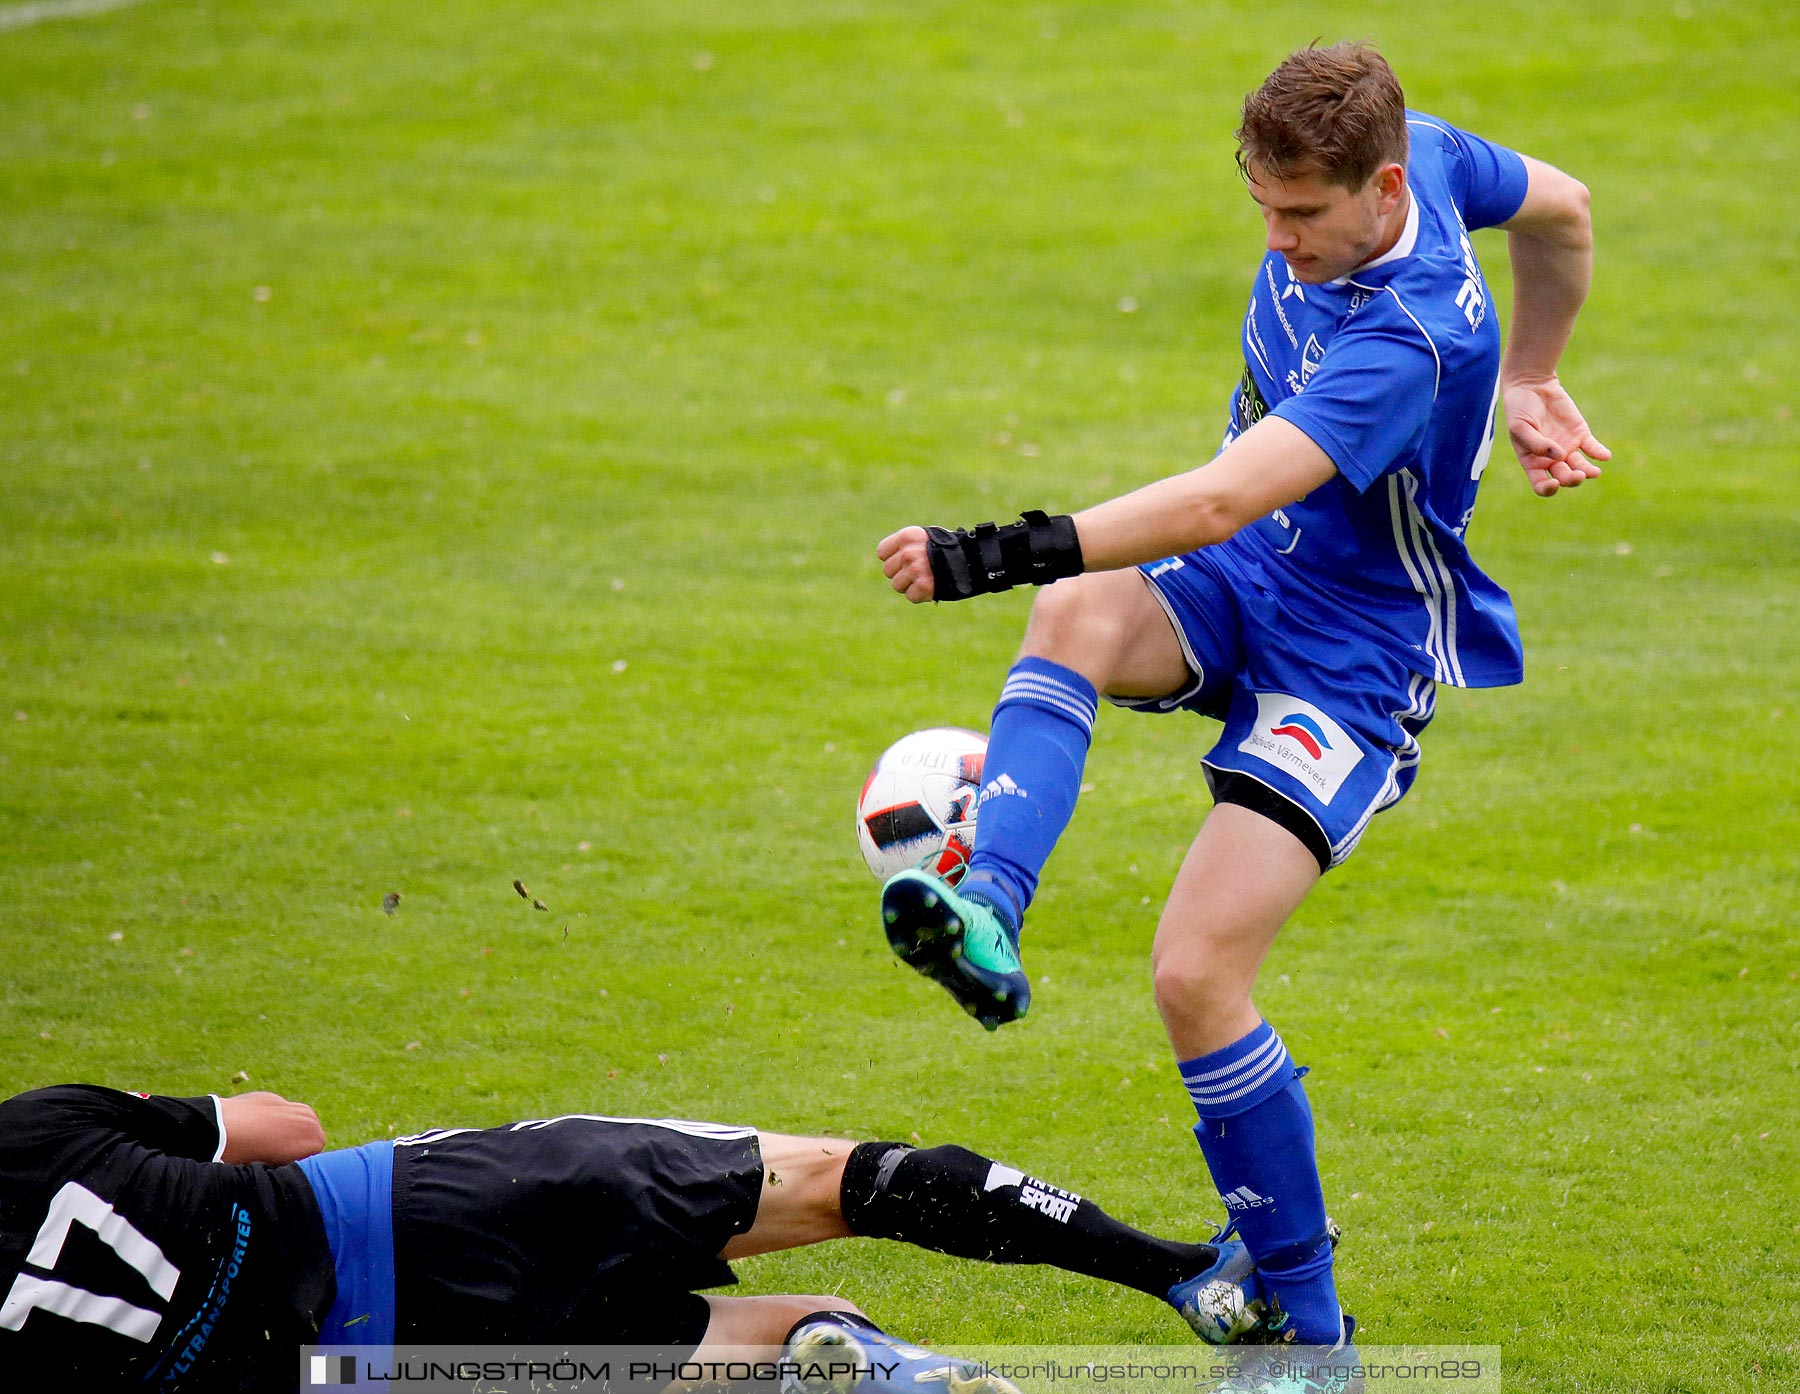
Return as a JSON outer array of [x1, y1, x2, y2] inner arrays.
[[962, 657, 1098, 933], [1181, 1021, 1343, 1346]]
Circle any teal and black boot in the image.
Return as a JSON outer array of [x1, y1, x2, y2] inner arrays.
[[880, 869, 1030, 1030]]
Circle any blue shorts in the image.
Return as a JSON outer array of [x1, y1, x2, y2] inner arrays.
[[1117, 545, 1436, 868]]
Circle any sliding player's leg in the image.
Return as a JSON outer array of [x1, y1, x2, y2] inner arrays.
[[882, 567, 1192, 1028], [716, 1133, 855, 1257], [728, 1131, 1244, 1317], [698, 1129, 1264, 1391]]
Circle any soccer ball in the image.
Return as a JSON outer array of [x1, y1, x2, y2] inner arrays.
[[855, 728, 987, 886]]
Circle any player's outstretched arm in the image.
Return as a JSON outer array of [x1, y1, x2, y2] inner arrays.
[[1500, 154, 1610, 497], [218, 1090, 327, 1164], [876, 416, 1336, 602], [1069, 417, 1335, 569]]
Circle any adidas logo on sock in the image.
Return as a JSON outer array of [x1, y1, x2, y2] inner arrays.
[[1221, 1185, 1271, 1211], [978, 774, 1027, 805]]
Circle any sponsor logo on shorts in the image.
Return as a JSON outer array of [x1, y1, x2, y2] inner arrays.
[[1268, 712, 1330, 761], [1237, 694, 1363, 806]]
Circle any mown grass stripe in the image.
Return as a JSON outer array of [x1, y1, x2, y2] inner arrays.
[[0, 0, 149, 34]]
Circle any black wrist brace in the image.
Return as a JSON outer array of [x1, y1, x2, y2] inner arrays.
[[925, 510, 1083, 601]]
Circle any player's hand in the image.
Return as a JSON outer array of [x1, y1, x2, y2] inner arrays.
[[1503, 375, 1610, 497], [877, 526, 936, 603], [219, 1091, 327, 1165]]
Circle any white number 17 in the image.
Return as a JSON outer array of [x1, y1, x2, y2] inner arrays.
[[0, 1182, 180, 1342]]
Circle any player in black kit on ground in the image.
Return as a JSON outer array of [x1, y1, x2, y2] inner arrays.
[[0, 1083, 1254, 1391]]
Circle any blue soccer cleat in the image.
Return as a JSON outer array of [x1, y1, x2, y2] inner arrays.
[[880, 869, 1030, 1030], [1174, 1219, 1348, 1352], [1168, 1233, 1264, 1344]]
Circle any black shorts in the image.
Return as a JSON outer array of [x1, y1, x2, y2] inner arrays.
[[390, 1113, 764, 1351]]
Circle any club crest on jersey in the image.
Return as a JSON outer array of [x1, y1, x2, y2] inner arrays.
[[1237, 694, 1363, 805], [1285, 333, 1324, 396]]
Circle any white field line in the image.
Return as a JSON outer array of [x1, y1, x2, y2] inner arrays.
[[0, 0, 152, 33]]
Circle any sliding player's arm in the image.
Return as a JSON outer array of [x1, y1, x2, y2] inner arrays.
[[217, 1091, 327, 1164], [1498, 154, 1610, 497], [0, 1084, 326, 1165], [877, 417, 1335, 603]]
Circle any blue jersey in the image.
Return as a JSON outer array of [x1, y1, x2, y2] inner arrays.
[[1220, 113, 1530, 688]]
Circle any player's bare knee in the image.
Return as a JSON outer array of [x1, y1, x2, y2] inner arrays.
[[1150, 940, 1235, 1022]]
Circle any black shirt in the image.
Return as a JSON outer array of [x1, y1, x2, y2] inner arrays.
[[0, 1086, 334, 1391]]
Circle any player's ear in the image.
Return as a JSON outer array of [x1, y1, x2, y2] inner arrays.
[[1372, 162, 1405, 213]]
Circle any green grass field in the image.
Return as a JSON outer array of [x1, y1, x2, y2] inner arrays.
[[2, 1, 1797, 1389]]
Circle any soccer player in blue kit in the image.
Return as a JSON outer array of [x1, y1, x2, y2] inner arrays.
[[875, 42, 1608, 1377]]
